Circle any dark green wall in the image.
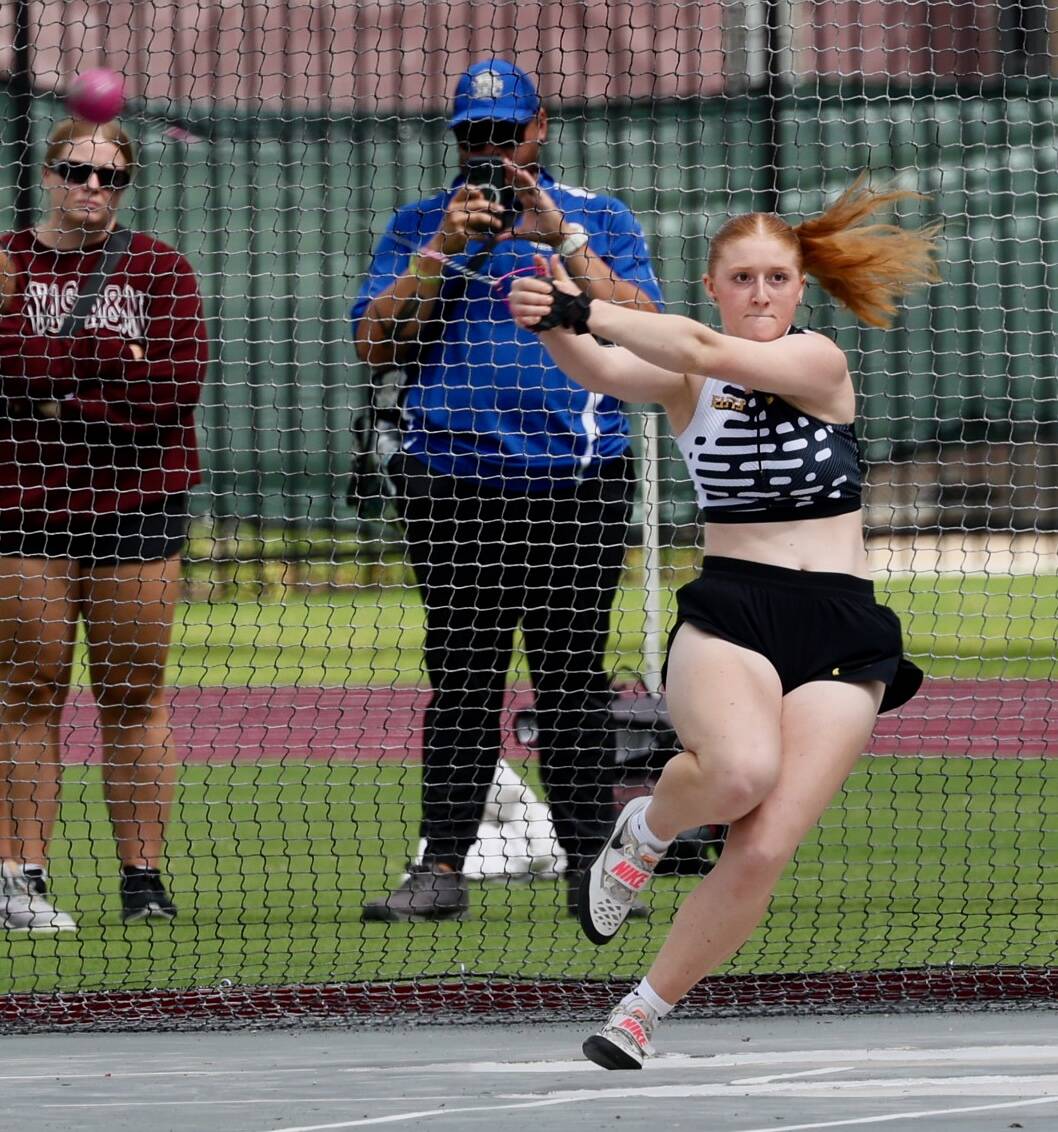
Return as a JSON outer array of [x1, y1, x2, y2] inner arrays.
[[3, 85, 1054, 527]]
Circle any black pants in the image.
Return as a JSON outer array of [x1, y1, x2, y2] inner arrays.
[[394, 453, 633, 875]]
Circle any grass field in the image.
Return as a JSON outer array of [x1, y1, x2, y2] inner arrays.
[[4, 570, 1058, 998], [64, 569, 1058, 688], [7, 756, 1058, 996]]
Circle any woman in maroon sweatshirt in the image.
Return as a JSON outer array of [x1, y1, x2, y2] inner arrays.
[[0, 117, 208, 933]]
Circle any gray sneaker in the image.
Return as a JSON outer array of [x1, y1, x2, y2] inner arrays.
[[1, 862, 77, 934], [582, 996, 658, 1070], [361, 864, 469, 922]]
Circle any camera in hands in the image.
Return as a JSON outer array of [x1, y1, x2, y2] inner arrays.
[[463, 155, 519, 232]]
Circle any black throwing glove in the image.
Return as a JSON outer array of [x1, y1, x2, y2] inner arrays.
[[530, 284, 593, 334]]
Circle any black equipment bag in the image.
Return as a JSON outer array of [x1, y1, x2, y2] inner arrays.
[[347, 246, 491, 509], [346, 365, 405, 508]]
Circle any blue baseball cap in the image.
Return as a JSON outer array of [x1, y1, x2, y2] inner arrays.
[[448, 60, 541, 128]]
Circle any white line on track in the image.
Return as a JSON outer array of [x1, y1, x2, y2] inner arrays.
[[334, 1044, 1058, 1075], [255, 1096, 660, 1132], [43, 1097, 456, 1110], [732, 1068, 852, 1085], [13, 1042, 1058, 1132], [502, 1073, 1058, 1100], [255, 1092, 1058, 1132], [4, 1043, 1058, 1085], [39, 1073, 1058, 1110], [728, 1095, 1058, 1131], [0, 1065, 360, 1084]]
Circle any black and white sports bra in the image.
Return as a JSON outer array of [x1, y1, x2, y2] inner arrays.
[[673, 331, 863, 524]]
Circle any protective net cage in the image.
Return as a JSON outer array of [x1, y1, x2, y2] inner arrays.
[[1, 0, 1057, 1032]]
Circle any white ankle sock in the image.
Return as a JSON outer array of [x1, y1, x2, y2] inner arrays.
[[629, 805, 672, 854], [625, 977, 675, 1019]]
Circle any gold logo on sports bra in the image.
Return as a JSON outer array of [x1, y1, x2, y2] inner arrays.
[[712, 394, 747, 412]]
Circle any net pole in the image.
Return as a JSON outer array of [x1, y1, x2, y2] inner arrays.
[[641, 408, 664, 695]]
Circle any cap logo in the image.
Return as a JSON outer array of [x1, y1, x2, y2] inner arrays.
[[471, 70, 506, 100]]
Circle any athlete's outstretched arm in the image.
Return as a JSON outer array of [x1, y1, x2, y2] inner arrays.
[[513, 255, 847, 402], [512, 255, 845, 404], [586, 292, 847, 400]]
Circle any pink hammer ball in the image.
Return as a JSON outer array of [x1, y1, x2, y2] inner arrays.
[[66, 69, 126, 124]]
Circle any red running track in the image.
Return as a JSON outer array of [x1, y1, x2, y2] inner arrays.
[[58, 679, 1057, 764]]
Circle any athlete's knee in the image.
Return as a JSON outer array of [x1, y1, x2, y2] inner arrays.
[[0, 661, 69, 714], [95, 670, 167, 717], [720, 831, 798, 889], [658, 749, 778, 824], [708, 778, 777, 825], [698, 755, 780, 824]]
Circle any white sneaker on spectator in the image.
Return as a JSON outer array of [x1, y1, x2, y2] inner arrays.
[[1, 861, 77, 934], [582, 996, 658, 1069]]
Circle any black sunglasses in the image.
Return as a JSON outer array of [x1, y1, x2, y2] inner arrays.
[[454, 120, 527, 150], [48, 160, 132, 191]]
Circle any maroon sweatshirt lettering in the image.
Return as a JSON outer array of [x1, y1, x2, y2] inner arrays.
[[0, 228, 209, 524]]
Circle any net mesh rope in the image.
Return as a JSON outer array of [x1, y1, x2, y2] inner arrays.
[[1, 0, 1056, 1028]]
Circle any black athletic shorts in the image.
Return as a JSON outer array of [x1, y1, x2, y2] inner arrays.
[[0, 495, 190, 565], [666, 555, 923, 714]]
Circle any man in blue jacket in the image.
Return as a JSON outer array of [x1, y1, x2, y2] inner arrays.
[[353, 59, 663, 921]]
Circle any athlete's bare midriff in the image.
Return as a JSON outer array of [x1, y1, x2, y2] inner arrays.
[[702, 507, 871, 578]]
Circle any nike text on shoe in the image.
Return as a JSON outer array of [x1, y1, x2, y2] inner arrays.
[[1, 861, 77, 934], [120, 867, 177, 924], [361, 863, 470, 922], [582, 998, 657, 1070], [579, 795, 662, 945]]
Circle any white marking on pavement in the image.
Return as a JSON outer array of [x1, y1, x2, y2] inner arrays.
[[728, 1095, 1058, 1131], [503, 1073, 1058, 1100], [4, 1043, 1058, 1085], [255, 1091, 1058, 1132], [40, 1073, 1058, 1108], [345, 1043, 1058, 1075], [43, 1096, 455, 1109], [257, 1096, 620, 1131], [0, 1064, 359, 1083], [732, 1067, 852, 1085]]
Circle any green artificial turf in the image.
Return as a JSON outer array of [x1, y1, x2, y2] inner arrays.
[[5, 571, 1058, 998], [58, 570, 1058, 689], [5, 755, 1058, 996]]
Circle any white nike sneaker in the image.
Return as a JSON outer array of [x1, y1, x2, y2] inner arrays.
[[582, 996, 658, 1070], [579, 795, 662, 945], [1, 861, 77, 934]]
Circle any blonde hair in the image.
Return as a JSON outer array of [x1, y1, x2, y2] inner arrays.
[[707, 177, 940, 328], [44, 118, 137, 180]]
